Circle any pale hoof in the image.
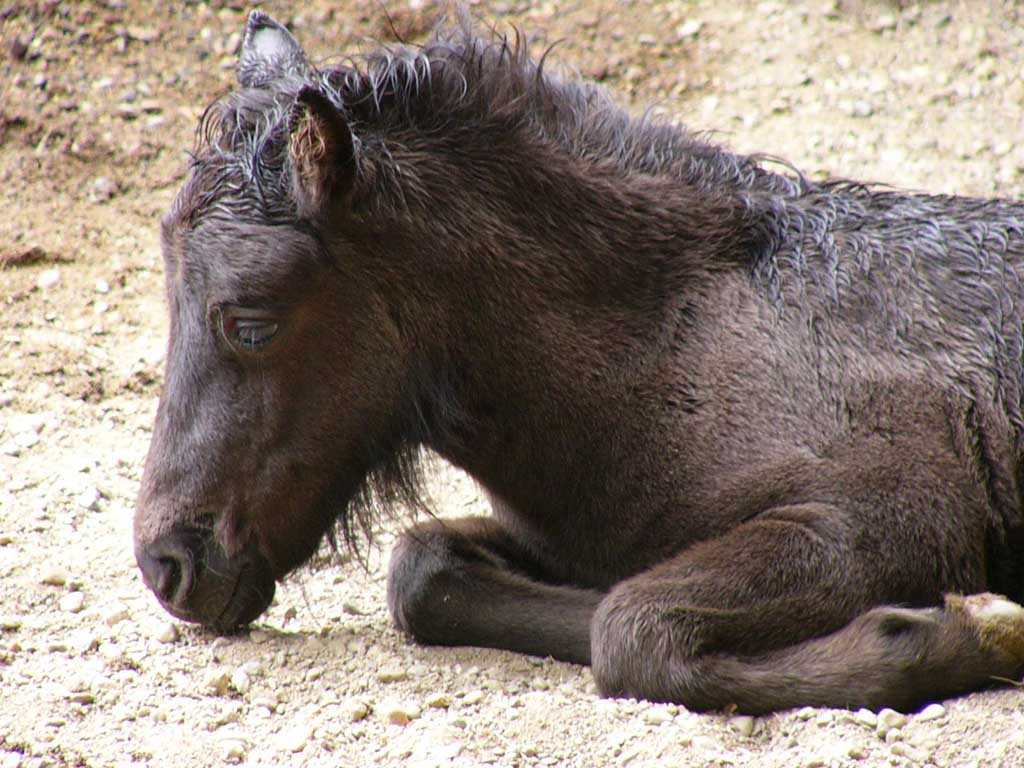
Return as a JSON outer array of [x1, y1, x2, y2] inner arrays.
[[947, 592, 1024, 664]]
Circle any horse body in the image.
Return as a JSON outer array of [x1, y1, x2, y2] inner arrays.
[[133, 10, 1024, 714]]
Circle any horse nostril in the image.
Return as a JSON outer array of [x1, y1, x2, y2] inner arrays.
[[137, 532, 200, 607], [152, 556, 182, 602]]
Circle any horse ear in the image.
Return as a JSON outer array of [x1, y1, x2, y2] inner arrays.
[[238, 10, 310, 88], [289, 87, 357, 218]]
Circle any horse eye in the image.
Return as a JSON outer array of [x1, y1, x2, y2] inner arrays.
[[233, 319, 279, 352], [217, 309, 280, 354]]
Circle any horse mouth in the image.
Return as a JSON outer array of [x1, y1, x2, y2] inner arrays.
[[135, 526, 276, 633]]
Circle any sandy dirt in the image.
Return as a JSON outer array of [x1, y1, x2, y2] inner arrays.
[[2, 1, 1024, 766]]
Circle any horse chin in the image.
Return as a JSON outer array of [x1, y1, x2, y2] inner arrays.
[[136, 525, 277, 634]]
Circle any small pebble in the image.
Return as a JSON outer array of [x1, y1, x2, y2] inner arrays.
[[127, 25, 160, 43], [0, 616, 22, 631], [854, 708, 877, 728], [59, 591, 85, 613], [103, 603, 130, 626], [99, 642, 126, 664], [252, 697, 277, 714], [346, 699, 370, 722], [890, 742, 928, 763], [383, 702, 421, 726], [77, 487, 101, 511], [94, 279, 111, 294], [41, 569, 67, 586], [884, 728, 903, 743], [730, 715, 756, 737], [795, 706, 816, 720], [154, 622, 179, 644], [875, 708, 907, 736], [6, 36, 29, 61], [36, 269, 60, 290], [230, 668, 251, 694], [643, 708, 674, 726], [425, 692, 451, 709], [206, 669, 232, 696], [916, 703, 945, 721], [221, 739, 246, 763], [462, 689, 485, 706], [676, 20, 703, 39], [275, 726, 308, 753], [376, 668, 409, 683], [90, 177, 117, 203]]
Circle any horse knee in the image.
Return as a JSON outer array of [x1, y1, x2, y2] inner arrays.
[[590, 583, 695, 702], [386, 527, 455, 642]]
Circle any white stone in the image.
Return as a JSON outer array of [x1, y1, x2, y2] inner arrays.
[[230, 668, 251, 694], [462, 689, 485, 706], [676, 20, 704, 39], [376, 668, 409, 683], [103, 604, 130, 626], [154, 622, 178, 644], [252, 697, 277, 714], [205, 669, 232, 696], [875, 707, 907, 736], [890, 742, 928, 763], [730, 715, 756, 737], [275, 726, 309, 753], [59, 591, 85, 613], [221, 739, 246, 763], [99, 643, 129, 667], [382, 702, 421, 725], [854, 708, 877, 728], [76, 486, 101, 510], [425, 692, 451, 709], [36, 269, 60, 290], [345, 699, 370, 722], [14, 431, 39, 449], [916, 703, 946, 722], [643, 707, 673, 726]]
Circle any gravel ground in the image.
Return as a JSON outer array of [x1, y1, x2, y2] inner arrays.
[[2, 1, 1024, 766]]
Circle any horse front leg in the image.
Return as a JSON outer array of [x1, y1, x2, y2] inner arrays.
[[386, 516, 603, 663]]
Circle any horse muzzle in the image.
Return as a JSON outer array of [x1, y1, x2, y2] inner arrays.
[[135, 526, 276, 633]]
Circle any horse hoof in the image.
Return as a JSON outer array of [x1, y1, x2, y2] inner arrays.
[[948, 592, 1024, 665]]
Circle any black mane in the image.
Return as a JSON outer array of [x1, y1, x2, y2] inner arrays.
[[179, 22, 802, 227]]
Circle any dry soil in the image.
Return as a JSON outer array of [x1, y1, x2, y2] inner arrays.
[[2, 1, 1024, 767]]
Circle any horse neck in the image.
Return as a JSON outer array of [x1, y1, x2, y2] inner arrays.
[[378, 143, 753, 502]]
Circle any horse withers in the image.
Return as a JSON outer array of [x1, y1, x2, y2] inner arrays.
[[133, 9, 1024, 714]]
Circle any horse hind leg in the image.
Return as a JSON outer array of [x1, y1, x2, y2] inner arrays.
[[590, 504, 1024, 713], [790, 592, 1024, 711]]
